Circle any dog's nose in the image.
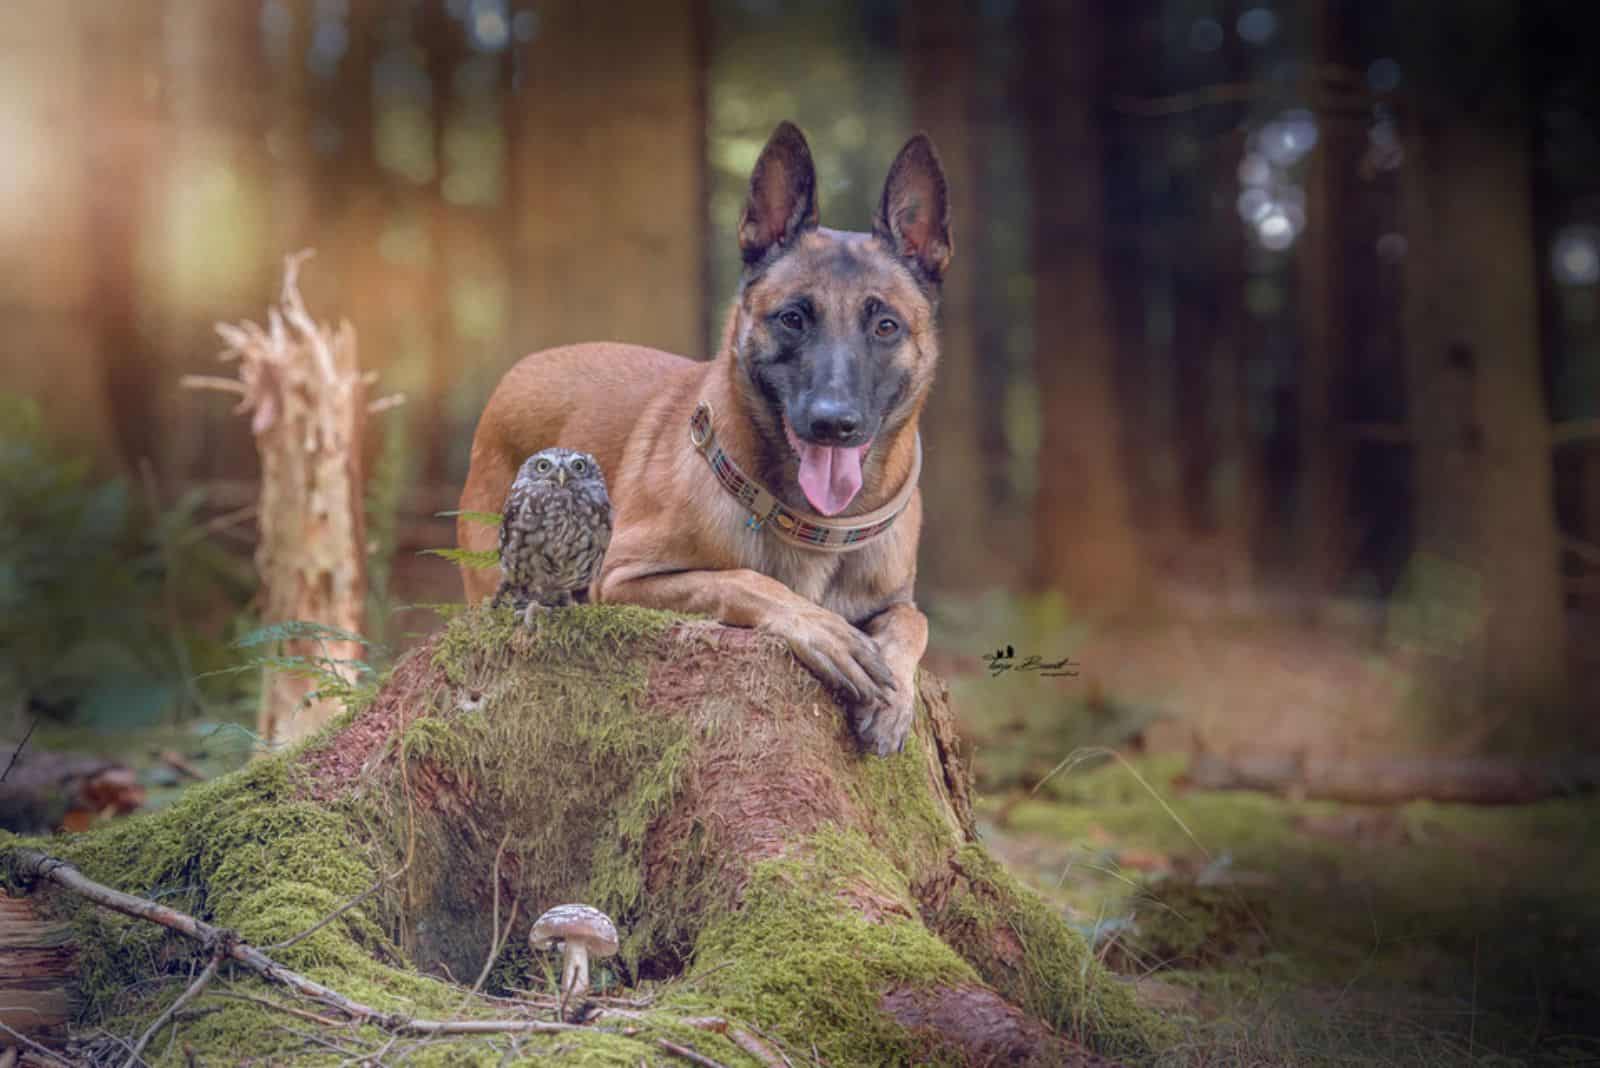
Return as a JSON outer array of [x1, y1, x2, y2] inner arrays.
[[805, 400, 862, 442]]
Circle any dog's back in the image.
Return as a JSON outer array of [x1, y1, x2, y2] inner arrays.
[[457, 341, 701, 603]]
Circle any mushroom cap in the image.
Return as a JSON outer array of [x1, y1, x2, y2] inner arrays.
[[529, 903, 619, 956]]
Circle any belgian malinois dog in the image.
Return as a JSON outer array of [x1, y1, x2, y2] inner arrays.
[[457, 121, 950, 755]]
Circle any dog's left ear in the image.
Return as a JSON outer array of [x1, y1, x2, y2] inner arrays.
[[874, 133, 952, 286]]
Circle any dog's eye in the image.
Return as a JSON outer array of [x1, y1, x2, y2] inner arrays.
[[778, 309, 805, 332], [874, 317, 900, 340]]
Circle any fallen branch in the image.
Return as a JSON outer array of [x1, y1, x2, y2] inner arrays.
[[0, 1020, 77, 1068], [121, 950, 223, 1068], [8, 850, 578, 1038], [0, 718, 36, 784], [1179, 751, 1600, 804], [658, 1038, 728, 1068]]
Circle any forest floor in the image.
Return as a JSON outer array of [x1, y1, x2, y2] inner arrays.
[[980, 753, 1599, 1066], [9, 582, 1596, 1066], [928, 588, 1600, 1066]]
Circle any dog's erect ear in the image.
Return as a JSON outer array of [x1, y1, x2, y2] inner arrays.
[[739, 121, 820, 268], [873, 133, 952, 285]]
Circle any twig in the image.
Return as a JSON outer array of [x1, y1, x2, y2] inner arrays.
[[179, 375, 249, 396], [0, 1020, 79, 1068], [0, 717, 37, 784], [159, 750, 207, 782], [7, 850, 579, 1036], [657, 1039, 727, 1068], [264, 859, 409, 952], [122, 949, 223, 1068], [742, 1023, 796, 1068], [470, 832, 518, 997], [207, 989, 349, 1028], [729, 1028, 788, 1068], [176, 504, 260, 549]]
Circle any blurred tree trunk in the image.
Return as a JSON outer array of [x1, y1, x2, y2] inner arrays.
[[421, 1, 464, 487], [1397, 6, 1567, 715], [1294, 0, 1353, 610], [82, 5, 167, 474], [1212, 5, 1266, 601], [510, 0, 705, 360], [1020, 0, 1147, 615], [904, 1, 989, 594], [157, 0, 276, 485]]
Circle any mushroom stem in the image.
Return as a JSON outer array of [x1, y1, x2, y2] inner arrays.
[[561, 943, 590, 1001]]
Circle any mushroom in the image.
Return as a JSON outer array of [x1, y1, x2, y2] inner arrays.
[[529, 903, 619, 1017]]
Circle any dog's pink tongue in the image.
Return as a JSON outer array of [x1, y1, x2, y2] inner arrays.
[[794, 439, 866, 516]]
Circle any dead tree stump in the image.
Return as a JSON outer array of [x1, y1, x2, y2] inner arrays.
[[1, 607, 1168, 1066], [185, 251, 401, 748]]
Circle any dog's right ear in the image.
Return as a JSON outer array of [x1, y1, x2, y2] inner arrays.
[[739, 121, 819, 268]]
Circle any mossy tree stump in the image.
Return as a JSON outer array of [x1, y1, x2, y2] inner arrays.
[[1, 606, 1168, 1066]]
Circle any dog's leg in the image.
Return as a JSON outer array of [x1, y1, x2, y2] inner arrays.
[[601, 567, 898, 709], [857, 602, 928, 755]]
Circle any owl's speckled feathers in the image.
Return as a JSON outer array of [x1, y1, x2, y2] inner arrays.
[[491, 447, 612, 623]]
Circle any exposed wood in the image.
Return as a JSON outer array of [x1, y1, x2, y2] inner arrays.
[[196, 253, 378, 747], [0, 895, 75, 1049]]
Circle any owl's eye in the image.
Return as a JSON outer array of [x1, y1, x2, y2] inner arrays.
[[873, 317, 900, 341], [570, 458, 587, 475], [535, 459, 553, 475]]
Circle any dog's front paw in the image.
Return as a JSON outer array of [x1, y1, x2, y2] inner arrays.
[[852, 682, 915, 757], [770, 610, 898, 711]]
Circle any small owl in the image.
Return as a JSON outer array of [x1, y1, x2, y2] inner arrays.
[[491, 447, 613, 625]]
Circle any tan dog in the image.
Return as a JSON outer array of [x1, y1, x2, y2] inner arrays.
[[457, 121, 950, 755]]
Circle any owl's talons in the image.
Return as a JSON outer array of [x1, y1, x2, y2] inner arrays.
[[522, 601, 550, 629]]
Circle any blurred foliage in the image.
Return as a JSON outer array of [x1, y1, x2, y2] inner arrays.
[[364, 417, 412, 646], [203, 619, 383, 723], [0, 395, 256, 727]]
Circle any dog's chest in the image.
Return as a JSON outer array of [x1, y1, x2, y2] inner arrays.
[[738, 532, 898, 624]]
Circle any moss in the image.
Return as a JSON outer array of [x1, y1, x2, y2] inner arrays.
[[381, 604, 700, 980], [667, 827, 978, 1068], [848, 699, 964, 882], [939, 845, 1175, 1059], [1115, 879, 1270, 971]]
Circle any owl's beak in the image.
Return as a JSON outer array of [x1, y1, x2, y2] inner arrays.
[[557, 467, 568, 487]]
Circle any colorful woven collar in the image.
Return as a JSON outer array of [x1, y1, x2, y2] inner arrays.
[[689, 401, 920, 553]]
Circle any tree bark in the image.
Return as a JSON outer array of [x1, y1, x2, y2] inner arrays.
[[193, 256, 372, 747], [904, 1, 992, 595], [1397, 6, 1568, 716], [1294, 0, 1353, 610], [1020, 0, 1148, 616], [2, 608, 1164, 1066]]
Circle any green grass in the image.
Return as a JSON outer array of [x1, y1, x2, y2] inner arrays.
[[979, 753, 1600, 1066]]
